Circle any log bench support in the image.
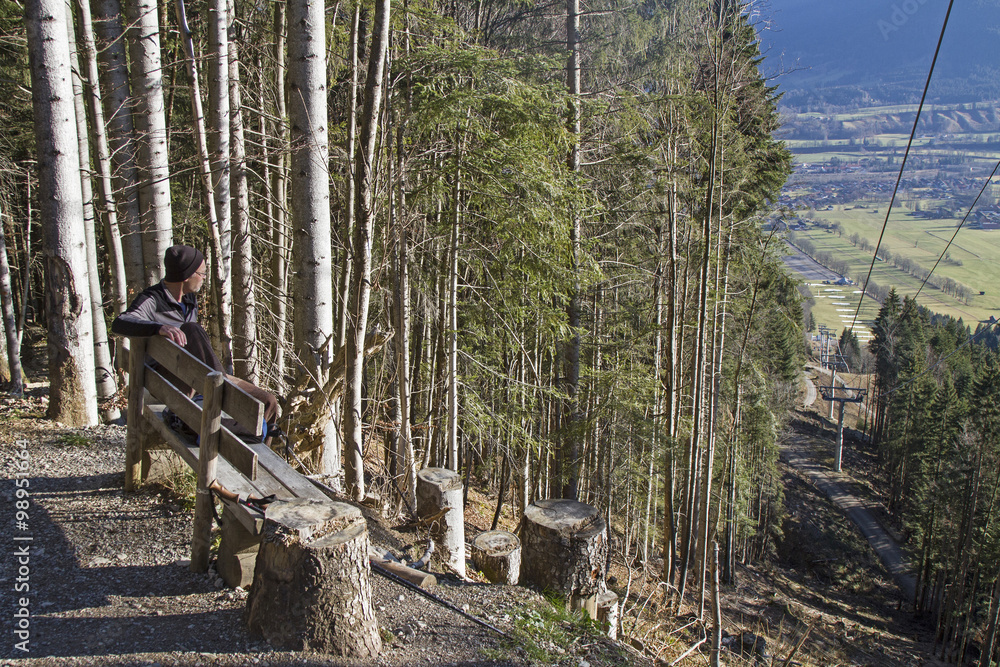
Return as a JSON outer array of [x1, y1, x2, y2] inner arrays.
[[519, 499, 608, 618], [245, 498, 382, 657], [217, 506, 262, 588], [416, 467, 466, 577]]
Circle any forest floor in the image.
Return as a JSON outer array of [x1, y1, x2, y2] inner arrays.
[[0, 337, 955, 666]]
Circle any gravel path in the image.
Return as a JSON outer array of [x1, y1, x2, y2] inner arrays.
[[0, 406, 631, 667], [781, 424, 917, 602]]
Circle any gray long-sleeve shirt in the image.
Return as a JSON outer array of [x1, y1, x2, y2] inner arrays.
[[111, 282, 199, 338]]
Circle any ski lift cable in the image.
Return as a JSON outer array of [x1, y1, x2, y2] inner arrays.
[[865, 157, 1000, 353], [848, 0, 956, 335]]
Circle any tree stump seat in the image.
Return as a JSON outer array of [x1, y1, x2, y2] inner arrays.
[[519, 499, 608, 617], [416, 467, 466, 577], [244, 499, 382, 656], [471, 530, 521, 585]]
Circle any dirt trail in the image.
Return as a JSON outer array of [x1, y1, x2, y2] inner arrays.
[[788, 373, 916, 602]]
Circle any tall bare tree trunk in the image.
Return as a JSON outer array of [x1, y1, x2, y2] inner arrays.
[[287, 0, 337, 476], [76, 0, 127, 316], [207, 0, 232, 368], [67, 3, 119, 421], [446, 139, 461, 472], [125, 0, 172, 283], [337, 1, 361, 350], [92, 0, 143, 295], [0, 203, 24, 394], [562, 0, 582, 500], [228, 0, 256, 382], [174, 0, 233, 369], [26, 0, 99, 426], [269, 0, 289, 387], [344, 0, 390, 501]]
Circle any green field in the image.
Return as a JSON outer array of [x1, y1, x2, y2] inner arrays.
[[804, 281, 880, 344], [793, 216, 1000, 326]]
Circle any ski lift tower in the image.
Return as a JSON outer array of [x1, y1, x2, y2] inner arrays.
[[825, 353, 849, 419], [818, 384, 868, 473]]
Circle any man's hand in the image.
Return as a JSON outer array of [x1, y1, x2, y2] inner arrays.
[[159, 325, 187, 346]]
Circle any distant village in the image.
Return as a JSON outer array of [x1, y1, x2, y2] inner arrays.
[[777, 165, 1000, 229]]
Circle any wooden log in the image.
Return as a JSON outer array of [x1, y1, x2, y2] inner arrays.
[[416, 467, 465, 577], [245, 498, 381, 657], [471, 530, 520, 585], [598, 590, 619, 640], [217, 505, 262, 588], [519, 498, 608, 617], [191, 372, 225, 572], [369, 547, 437, 588]]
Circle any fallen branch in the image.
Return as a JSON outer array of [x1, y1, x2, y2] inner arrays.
[[369, 559, 510, 639]]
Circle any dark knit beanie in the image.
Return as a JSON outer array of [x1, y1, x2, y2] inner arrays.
[[163, 245, 204, 282]]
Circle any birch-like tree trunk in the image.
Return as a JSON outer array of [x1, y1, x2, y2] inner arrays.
[[67, 4, 119, 421], [26, 0, 98, 426], [125, 0, 172, 283], [75, 0, 127, 315], [269, 0, 289, 386], [207, 0, 231, 350], [337, 1, 361, 349], [174, 0, 233, 369], [287, 0, 338, 477], [92, 0, 143, 294], [228, 0, 256, 382], [0, 202, 24, 394], [344, 0, 390, 500]]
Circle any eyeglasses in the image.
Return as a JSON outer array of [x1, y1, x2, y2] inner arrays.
[[194, 270, 208, 278]]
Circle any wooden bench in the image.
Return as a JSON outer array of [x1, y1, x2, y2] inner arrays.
[[123, 335, 383, 655], [123, 335, 328, 584]]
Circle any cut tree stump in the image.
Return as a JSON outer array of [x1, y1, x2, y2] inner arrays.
[[471, 530, 521, 585], [598, 590, 619, 639], [416, 468, 465, 577], [519, 499, 608, 617], [244, 498, 381, 657]]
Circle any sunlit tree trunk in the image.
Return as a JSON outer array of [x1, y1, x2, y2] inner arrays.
[[228, 0, 256, 382], [0, 203, 23, 394], [67, 4, 118, 421], [27, 0, 99, 425], [174, 0, 233, 368], [207, 0, 232, 364], [125, 0, 172, 283], [269, 0, 289, 387], [562, 0, 582, 500], [344, 0, 390, 500]]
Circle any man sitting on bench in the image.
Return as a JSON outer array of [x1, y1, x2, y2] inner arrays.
[[112, 245, 279, 440]]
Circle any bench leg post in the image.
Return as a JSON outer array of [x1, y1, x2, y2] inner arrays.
[[218, 506, 261, 588], [191, 372, 225, 573], [125, 338, 148, 491]]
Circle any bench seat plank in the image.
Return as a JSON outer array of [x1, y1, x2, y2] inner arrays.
[[247, 442, 327, 501], [143, 404, 265, 534]]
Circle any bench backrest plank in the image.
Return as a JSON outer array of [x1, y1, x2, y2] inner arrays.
[[144, 365, 259, 480], [146, 336, 263, 436]]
